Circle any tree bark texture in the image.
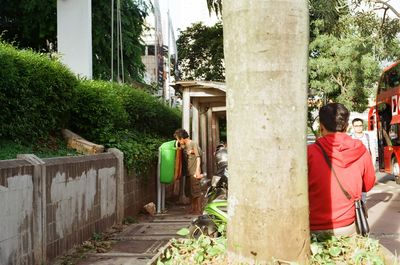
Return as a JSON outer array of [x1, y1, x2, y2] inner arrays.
[[223, 1, 310, 263]]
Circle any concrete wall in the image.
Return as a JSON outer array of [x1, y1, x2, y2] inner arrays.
[[44, 153, 118, 261], [0, 160, 36, 265], [124, 167, 157, 217], [0, 151, 157, 264]]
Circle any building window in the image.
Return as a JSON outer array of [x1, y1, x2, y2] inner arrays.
[[147, 45, 155, 56]]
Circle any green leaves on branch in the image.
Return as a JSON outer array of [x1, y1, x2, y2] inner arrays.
[[177, 22, 224, 81], [309, 11, 400, 113]]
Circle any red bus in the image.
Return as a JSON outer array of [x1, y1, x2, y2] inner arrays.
[[369, 61, 400, 184]]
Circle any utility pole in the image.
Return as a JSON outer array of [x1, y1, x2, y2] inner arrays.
[[224, 1, 310, 263]]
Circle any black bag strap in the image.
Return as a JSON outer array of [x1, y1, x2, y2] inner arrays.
[[315, 142, 352, 200]]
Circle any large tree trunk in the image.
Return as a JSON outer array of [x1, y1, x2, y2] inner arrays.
[[223, 1, 310, 263]]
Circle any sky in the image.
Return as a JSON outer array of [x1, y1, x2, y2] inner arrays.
[[158, 0, 219, 38]]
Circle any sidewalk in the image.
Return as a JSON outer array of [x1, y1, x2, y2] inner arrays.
[[368, 173, 400, 259], [73, 203, 194, 265]]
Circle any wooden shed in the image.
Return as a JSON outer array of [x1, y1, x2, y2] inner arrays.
[[171, 80, 226, 178]]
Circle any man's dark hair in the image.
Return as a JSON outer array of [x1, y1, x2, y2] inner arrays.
[[319, 103, 349, 132], [352, 118, 364, 125], [174, 128, 189, 139]]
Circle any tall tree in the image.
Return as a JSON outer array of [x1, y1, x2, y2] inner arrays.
[[224, 1, 310, 263], [307, 10, 400, 134], [0, 0, 150, 82], [176, 22, 224, 81]]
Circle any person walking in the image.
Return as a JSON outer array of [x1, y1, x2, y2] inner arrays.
[[351, 118, 377, 169], [174, 128, 203, 215], [351, 118, 377, 203], [308, 103, 376, 236]]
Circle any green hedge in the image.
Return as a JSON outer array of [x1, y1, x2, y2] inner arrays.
[[70, 80, 129, 141], [118, 85, 181, 137], [0, 42, 181, 174], [69, 80, 181, 173], [0, 41, 77, 141], [71, 80, 181, 140]]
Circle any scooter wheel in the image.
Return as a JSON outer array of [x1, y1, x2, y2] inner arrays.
[[188, 220, 218, 239]]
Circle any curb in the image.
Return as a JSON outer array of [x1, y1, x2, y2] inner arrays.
[[146, 241, 171, 265]]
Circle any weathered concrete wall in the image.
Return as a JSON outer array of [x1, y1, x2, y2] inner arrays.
[[44, 153, 117, 261], [0, 160, 35, 265], [0, 152, 158, 264], [124, 167, 157, 217]]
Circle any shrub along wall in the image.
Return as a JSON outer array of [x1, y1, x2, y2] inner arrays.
[[0, 42, 181, 174], [70, 80, 181, 173], [0, 41, 77, 142]]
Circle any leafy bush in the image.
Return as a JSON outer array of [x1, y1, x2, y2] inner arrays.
[[0, 41, 77, 142], [0, 42, 181, 175], [71, 80, 181, 173], [70, 80, 129, 140], [117, 85, 181, 138], [101, 130, 165, 174]]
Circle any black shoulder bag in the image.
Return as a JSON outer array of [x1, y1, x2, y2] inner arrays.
[[316, 142, 370, 236]]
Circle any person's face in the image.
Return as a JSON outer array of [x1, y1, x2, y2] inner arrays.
[[176, 137, 186, 146], [353, 121, 364, 133]]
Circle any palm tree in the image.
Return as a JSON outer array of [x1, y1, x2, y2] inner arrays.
[[206, 0, 222, 17]]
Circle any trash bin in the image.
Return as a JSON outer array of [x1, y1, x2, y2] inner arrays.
[[159, 140, 177, 184]]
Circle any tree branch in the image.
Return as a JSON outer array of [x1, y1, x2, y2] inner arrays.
[[369, 0, 400, 18]]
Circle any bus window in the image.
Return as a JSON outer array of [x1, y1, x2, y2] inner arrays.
[[387, 65, 400, 88], [378, 74, 389, 92], [389, 124, 400, 146]]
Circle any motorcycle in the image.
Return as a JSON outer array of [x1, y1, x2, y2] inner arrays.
[[188, 143, 228, 238]]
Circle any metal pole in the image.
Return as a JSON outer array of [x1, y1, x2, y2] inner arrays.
[[156, 147, 162, 214], [161, 183, 165, 212], [111, 0, 114, 82]]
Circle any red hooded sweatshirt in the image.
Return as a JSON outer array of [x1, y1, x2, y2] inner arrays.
[[308, 133, 376, 230]]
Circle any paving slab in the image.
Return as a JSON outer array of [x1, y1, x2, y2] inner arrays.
[[368, 174, 400, 258], [71, 203, 194, 265]]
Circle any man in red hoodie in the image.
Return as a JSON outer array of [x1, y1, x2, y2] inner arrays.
[[308, 103, 376, 235]]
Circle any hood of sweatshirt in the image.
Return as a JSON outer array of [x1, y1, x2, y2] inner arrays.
[[316, 133, 367, 168]]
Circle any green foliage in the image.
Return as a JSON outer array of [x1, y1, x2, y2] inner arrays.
[[0, 0, 150, 83], [92, 0, 150, 81], [309, 11, 400, 113], [102, 130, 165, 175], [118, 86, 182, 137], [310, 234, 385, 264], [70, 80, 130, 141], [158, 233, 386, 265], [177, 22, 224, 81], [309, 0, 350, 39], [123, 216, 137, 224], [70, 80, 181, 174], [157, 236, 227, 265], [91, 232, 103, 242], [0, 138, 78, 160], [0, 41, 77, 142], [0, 0, 57, 51]]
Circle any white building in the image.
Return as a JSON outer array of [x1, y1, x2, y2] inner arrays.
[[141, 0, 177, 103]]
